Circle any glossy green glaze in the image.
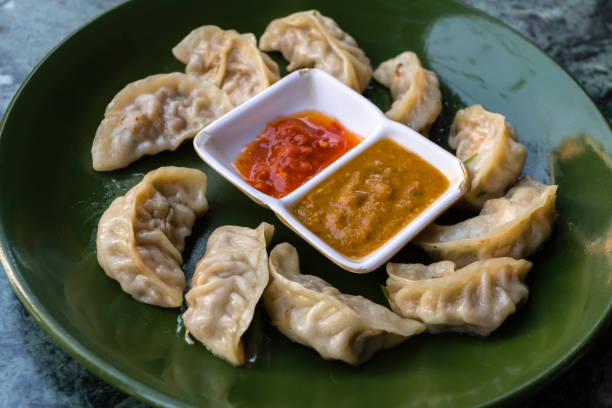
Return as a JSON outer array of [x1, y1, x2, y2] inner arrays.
[[0, 0, 611, 407]]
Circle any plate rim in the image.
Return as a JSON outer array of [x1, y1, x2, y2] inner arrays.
[[0, 0, 611, 407]]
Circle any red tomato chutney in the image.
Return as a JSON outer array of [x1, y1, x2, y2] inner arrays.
[[234, 110, 362, 198]]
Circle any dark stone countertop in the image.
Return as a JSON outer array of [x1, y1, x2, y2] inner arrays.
[[0, 0, 610, 406]]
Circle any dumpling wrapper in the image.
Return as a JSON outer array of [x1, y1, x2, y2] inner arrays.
[[449, 104, 527, 208], [183, 222, 275, 366], [96, 167, 208, 308], [264, 243, 424, 365], [173, 25, 280, 106], [386, 258, 532, 336], [259, 10, 372, 93], [92, 72, 233, 171], [414, 177, 557, 266], [373, 51, 442, 135]]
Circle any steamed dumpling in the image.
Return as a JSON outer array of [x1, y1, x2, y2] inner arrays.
[[386, 258, 531, 336], [173, 26, 280, 106], [449, 104, 527, 207], [414, 177, 557, 266], [92, 73, 233, 171], [96, 167, 208, 308], [264, 243, 424, 365], [373, 51, 442, 134], [259, 10, 372, 93], [183, 222, 274, 366]]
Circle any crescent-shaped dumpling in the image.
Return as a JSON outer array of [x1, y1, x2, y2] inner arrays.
[[373, 51, 442, 134], [96, 167, 209, 308], [92, 73, 233, 171], [386, 258, 532, 336], [449, 104, 527, 208], [182, 222, 274, 366], [259, 10, 372, 93], [264, 243, 424, 365], [414, 177, 557, 266], [172, 26, 280, 106]]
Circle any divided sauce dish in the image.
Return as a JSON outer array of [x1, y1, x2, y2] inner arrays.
[[193, 68, 470, 272]]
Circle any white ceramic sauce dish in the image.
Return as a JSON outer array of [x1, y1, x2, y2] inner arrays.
[[193, 68, 469, 273]]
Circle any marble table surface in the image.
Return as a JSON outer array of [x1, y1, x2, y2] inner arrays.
[[0, 0, 610, 406]]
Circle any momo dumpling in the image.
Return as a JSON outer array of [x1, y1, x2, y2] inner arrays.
[[96, 167, 208, 307], [373, 51, 442, 134], [386, 258, 532, 336], [182, 222, 274, 366], [264, 243, 424, 365], [92, 73, 233, 171], [449, 104, 527, 207], [173, 26, 280, 106], [414, 177, 557, 266], [259, 10, 372, 93]]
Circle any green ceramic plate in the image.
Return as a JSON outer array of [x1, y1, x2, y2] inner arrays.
[[1, 0, 611, 407]]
